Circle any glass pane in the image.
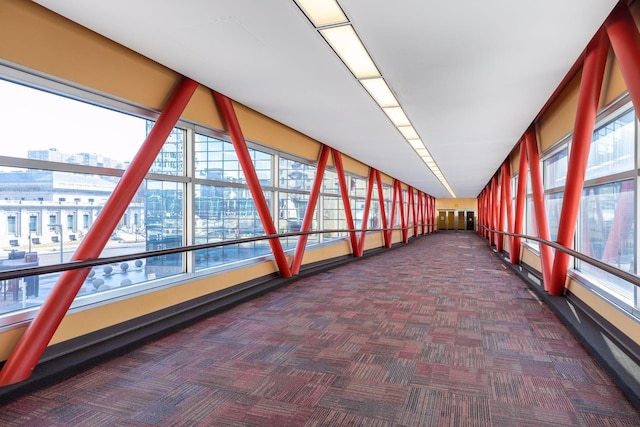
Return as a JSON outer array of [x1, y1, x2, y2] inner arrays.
[[322, 195, 346, 240], [0, 79, 147, 166], [323, 169, 339, 194], [145, 180, 184, 279], [148, 125, 184, 176], [279, 157, 315, 191], [545, 192, 563, 242], [195, 134, 272, 186], [544, 148, 568, 189], [577, 180, 635, 304], [278, 192, 312, 249], [585, 110, 635, 181], [194, 185, 271, 269]]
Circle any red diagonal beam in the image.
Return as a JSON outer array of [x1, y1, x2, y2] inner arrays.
[[356, 169, 375, 257], [607, 2, 640, 115], [374, 170, 390, 248], [388, 180, 398, 245], [0, 78, 199, 386], [332, 149, 359, 256], [290, 145, 330, 274], [525, 128, 553, 291], [489, 175, 498, 246], [500, 161, 513, 253], [397, 181, 408, 243], [511, 139, 529, 264], [408, 187, 418, 237], [496, 169, 505, 252], [549, 30, 608, 295], [214, 91, 292, 278]]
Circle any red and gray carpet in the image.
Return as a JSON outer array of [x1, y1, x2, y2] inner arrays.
[[1, 232, 638, 426]]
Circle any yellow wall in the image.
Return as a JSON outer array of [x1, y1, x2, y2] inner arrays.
[[435, 198, 478, 211]]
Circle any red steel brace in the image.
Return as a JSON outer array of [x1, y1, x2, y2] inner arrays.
[[549, 31, 608, 295], [332, 149, 359, 256], [290, 145, 330, 274], [214, 91, 292, 278], [511, 139, 529, 264], [607, 2, 640, 114], [374, 170, 390, 248], [525, 128, 553, 291], [0, 78, 199, 386]]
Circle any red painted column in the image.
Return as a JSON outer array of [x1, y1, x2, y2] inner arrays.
[[398, 182, 408, 243], [549, 31, 608, 295], [525, 128, 553, 291], [489, 176, 498, 246], [501, 161, 514, 254], [511, 140, 529, 264], [496, 169, 505, 252], [214, 92, 292, 277], [291, 145, 330, 274], [607, 2, 640, 114], [408, 187, 417, 237], [388, 180, 398, 245], [0, 78, 199, 386], [356, 170, 375, 257], [374, 170, 390, 247], [431, 196, 436, 233], [333, 149, 359, 255]]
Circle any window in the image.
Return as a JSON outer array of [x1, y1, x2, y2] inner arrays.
[[7, 216, 16, 235], [66, 214, 74, 231], [29, 215, 37, 233]]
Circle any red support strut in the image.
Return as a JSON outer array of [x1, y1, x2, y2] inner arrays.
[[214, 91, 292, 278], [511, 139, 529, 264], [607, 2, 640, 115], [374, 170, 390, 247], [333, 149, 359, 256], [549, 31, 608, 295], [0, 78, 199, 386], [290, 145, 330, 274]]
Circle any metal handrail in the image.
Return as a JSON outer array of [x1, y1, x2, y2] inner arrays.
[[481, 225, 640, 289], [0, 224, 433, 282]]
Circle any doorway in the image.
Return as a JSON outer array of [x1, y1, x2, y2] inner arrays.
[[437, 210, 476, 231]]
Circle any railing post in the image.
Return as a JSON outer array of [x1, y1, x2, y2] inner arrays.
[[549, 31, 608, 295], [213, 91, 292, 278], [0, 78, 199, 386], [290, 145, 330, 274]]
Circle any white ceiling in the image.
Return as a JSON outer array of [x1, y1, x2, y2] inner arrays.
[[35, 0, 618, 198]]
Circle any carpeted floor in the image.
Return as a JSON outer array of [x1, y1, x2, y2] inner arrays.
[[1, 232, 639, 426]]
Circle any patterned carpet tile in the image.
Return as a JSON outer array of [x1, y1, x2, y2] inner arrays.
[[1, 232, 639, 426]]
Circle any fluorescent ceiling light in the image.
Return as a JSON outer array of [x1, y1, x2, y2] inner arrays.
[[360, 78, 398, 107], [383, 107, 410, 127], [398, 126, 419, 140], [408, 139, 423, 149], [296, 0, 348, 27], [320, 25, 380, 78]]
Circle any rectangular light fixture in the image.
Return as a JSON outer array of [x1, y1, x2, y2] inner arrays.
[[398, 125, 419, 140], [408, 138, 423, 149], [320, 25, 380, 78], [383, 106, 410, 127], [360, 77, 398, 107], [296, 0, 348, 27]]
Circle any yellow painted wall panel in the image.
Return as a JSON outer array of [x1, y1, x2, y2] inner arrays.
[[566, 279, 640, 346], [0, 325, 27, 362], [435, 198, 478, 211], [0, 1, 180, 112], [538, 72, 581, 152]]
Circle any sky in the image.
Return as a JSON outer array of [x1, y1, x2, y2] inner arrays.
[[0, 79, 148, 162]]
